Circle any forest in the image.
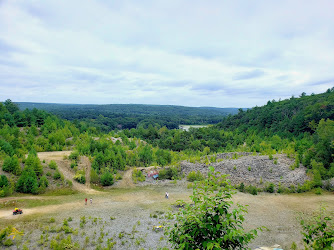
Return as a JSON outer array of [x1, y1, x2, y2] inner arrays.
[[0, 88, 333, 197], [17, 103, 240, 130]]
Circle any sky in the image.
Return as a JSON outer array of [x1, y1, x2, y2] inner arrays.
[[0, 0, 333, 108]]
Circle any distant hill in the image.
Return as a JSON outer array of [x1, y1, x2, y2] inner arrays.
[[217, 89, 334, 136], [17, 103, 240, 116], [16, 103, 241, 130]]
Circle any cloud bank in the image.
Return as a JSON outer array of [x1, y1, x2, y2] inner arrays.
[[0, 0, 333, 107]]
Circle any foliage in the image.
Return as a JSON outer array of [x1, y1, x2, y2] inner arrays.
[[132, 168, 145, 183], [2, 155, 21, 175], [49, 160, 57, 170], [73, 170, 86, 184], [265, 183, 275, 193], [53, 170, 62, 180], [167, 167, 258, 249], [300, 206, 334, 249], [158, 166, 180, 180], [100, 171, 114, 186], [16, 167, 39, 194], [247, 185, 258, 195], [18, 102, 239, 131], [187, 170, 204, 182]]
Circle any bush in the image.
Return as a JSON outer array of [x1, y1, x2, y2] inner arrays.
[[49, 160, 57, 170], [167, 167, 259, 249], [100, 172, 114, 186], [70, 161, 77, 169], [132, 168, 145, 183], [187, 171, 204, 182], [248, 185, 258, 195], [0, 175, 9, 189], [53, 170, 61, 180], [69, 151, 79, 161], [238, 182, 245, 192], [159, 166, 180, 180], [73, 171, 86, 184], [16, 167, 38, 194], [2, 155, 21, 175], [265, 183, 275, 193]]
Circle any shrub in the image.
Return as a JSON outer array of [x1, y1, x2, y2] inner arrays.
[[265, 183, 275, 193], [159, 166, 180, 180], [73, 171, 86, 184], [53, 170, 61, 180], [132, 168, 145, 183], [69, 151, 79, 161], [70, 161, 77, 169], [314, 187, 322, 195], [100, 172, 114, 186], [0, 175, 9, 189], [238, 182, 245, 192], [49, 160, 57, 170], [167, 167, 259, 249], [39, 176, 49, 188], [248, 185, 258, 195], [187, 171, 204, 182]]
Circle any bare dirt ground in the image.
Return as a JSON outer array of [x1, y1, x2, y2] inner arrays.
[[115, 168, 135, 188], [1, 151, 334, 249], [37, 151, 99, 194], [1, 184, 334, 249]]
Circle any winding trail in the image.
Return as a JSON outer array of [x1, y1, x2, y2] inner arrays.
[[37, 151, 99, 194]]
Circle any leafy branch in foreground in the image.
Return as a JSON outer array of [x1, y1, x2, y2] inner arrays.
[[166, 167, 259, 250], [300, 206, 334, 250]]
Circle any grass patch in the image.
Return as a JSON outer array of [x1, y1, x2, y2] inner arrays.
[[41, 188, 78, 196]]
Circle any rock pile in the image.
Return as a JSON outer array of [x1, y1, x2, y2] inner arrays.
[[181, 153, 310, 187]]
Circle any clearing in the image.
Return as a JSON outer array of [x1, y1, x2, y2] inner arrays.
[[0, 151, 333, 249]]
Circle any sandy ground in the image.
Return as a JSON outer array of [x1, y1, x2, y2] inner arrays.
[[1, 151, 334, 249], [1, 185, 334, 249]]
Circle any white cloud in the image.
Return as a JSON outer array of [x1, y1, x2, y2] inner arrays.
[[0, 0, 333, 107]]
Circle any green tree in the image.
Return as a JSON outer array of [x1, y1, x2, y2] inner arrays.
[[139, 145, 153, 167], [3, 99, 19, 114], [167, 167, 258, 249], [25, 151, 43, 176], [16, 167, 38, 194], [100, 171, 114, 186], [2, 155, 21, 175]]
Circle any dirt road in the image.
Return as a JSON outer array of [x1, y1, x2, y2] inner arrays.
[[37, 151, 99, 194]]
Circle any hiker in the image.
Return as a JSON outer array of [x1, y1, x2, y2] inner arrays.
[[90, 198, 92, 205], [85, 198, 87, 205], [165, 192, 169, 199]]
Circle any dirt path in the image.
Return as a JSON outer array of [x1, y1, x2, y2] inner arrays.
[[117, 169, 135, 188], [37, 151, 99, 194], [0, 201, 81, 220], [79, 156, 92, 189]]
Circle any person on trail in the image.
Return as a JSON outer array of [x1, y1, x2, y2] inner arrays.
[[85, 198, 87, 205], [165, 192, 169, 199], [90, 198, 92, 205]]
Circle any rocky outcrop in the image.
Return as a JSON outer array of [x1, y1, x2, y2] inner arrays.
[[181, 153, 310, 187]]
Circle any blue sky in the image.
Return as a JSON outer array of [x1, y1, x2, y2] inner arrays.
[[0, 0, 333, 108]]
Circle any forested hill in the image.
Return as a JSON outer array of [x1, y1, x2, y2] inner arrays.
[[217, 89, 334, 137], [17, 103, 239, 116], [16, 103, 240, 130]]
